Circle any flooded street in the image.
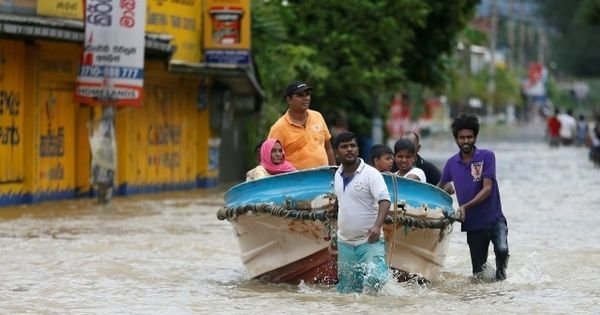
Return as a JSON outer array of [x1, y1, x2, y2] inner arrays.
[[2, 123, 600, 314]]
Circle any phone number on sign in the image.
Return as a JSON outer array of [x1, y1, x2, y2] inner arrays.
[[79, 66, 143, 79]]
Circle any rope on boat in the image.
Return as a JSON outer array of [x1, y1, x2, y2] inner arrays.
[[216, 203, 455, 230], [388, 173, 400, 265], [216, 203, 336, 222]]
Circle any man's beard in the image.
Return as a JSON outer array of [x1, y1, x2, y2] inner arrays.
[[460, 143, 473, 154]]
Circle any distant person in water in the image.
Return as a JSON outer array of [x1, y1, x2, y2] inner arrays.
[[576, 114, 589, 147], [590, 118, 600, 165], [393, 139, 426, 182], [246, 139, 296, 181], [370, 144, 394, 172], [438, 113, 509, 281], [546, 109, 561, 147], [558, 109, 577, 146]]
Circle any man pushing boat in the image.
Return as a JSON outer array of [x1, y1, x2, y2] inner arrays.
[[439, 113, 510, 281], [332, 131, 392, 293]]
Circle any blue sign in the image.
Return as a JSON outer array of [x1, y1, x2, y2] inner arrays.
[[205, 50, 250, 65]]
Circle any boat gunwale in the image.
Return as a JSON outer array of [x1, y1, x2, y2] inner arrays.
[[224, 166, 453, 213]]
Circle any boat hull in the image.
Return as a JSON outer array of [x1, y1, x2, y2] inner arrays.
[[384, 223, 452, 281], [221, 167, 454, 284], [229, 213, 337, 284]]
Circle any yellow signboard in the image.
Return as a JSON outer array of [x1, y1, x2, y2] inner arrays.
[[36, 0, 83, 20], [0, 40, 25, 185], [202, 0, 250, 64], [146, 0, 202, 63]]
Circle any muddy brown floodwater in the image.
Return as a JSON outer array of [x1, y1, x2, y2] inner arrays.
[[1, 123, 600, 314]]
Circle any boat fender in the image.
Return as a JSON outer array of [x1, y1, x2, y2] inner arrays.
[[310, 194, 336, 210]]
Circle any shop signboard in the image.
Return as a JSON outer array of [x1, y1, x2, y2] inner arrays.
[[202, 0, 250, 65], [146, 0, 202, 63], [36, 0, 83, 19], [75, 0, 146, 107]]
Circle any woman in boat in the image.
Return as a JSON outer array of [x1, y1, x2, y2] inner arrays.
[[393, 138, 426, 183], [246, 138, 297, 181]]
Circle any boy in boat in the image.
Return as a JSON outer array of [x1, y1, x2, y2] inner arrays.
[[438, 113, 509, 281], [393, 139, 426, 183], [400, 131, 445, 187], [370, 144, 394, 173], [333, 131, 391, 294]]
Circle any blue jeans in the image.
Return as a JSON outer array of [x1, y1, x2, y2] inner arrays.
[[467, 217, 509, 280], [336, 239, 390, 294]]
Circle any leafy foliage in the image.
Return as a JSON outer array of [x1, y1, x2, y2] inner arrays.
[[400, 0, 480, 87], [538, 0, 600, 77], [579, 0, 600, 25], [251, 0, 479, 136]]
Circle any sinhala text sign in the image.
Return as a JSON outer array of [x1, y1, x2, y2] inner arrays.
[[75, 0, 146, 107]]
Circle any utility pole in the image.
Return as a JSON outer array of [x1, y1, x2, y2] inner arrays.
[[371, 92, 383, 147], [488, 0, 498, 118], [537, 26, 545, 65], [507, 0, 516, 70], [518, 0, 526, 69]]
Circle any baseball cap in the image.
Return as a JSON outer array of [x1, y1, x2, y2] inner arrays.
[[283, 80, 312, 97]]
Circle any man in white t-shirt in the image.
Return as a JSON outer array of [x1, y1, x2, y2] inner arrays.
[[558, 110, 577, 146], [333, 131, 391, 294]]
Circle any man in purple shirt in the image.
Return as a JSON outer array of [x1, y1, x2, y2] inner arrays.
[[439, 113, 509, 281]]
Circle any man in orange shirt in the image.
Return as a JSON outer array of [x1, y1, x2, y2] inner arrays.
[[268, 81, 336, 169]]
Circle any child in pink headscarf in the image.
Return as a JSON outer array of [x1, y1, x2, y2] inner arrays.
[[246, 139, 296, 181]]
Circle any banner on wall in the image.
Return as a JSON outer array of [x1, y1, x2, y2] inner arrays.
[[74, 0, 146, 107], [202, 0, 251, 65], [37, 0, 83, 19], [146, 0, 202, 63]]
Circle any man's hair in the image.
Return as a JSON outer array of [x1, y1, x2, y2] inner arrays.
[[370, 144, 393, 164], [451, 113, 480, 138], [254, 139, 266, 162], [333, 131, 357, 149], [393, 138, 416, 154], [401, 131, 420, 145], [254, 139, 266, 154]]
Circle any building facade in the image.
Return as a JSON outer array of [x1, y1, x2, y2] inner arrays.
[[0, 0, 261, 206]]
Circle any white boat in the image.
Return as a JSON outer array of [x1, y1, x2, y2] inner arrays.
[[217, 166, 455, 284]]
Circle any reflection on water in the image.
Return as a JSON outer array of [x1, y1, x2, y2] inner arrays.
[[2, 126, 600, 313]]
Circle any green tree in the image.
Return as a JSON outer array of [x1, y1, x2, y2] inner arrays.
[[579, 0, 600, 25], [401, 0, 480, 87], [281, 0, 478, 134], [281, 0, 424, 134], [246, 0, 331, 166], [249, 0, 479, 144], [538, 0, 600, 77]]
